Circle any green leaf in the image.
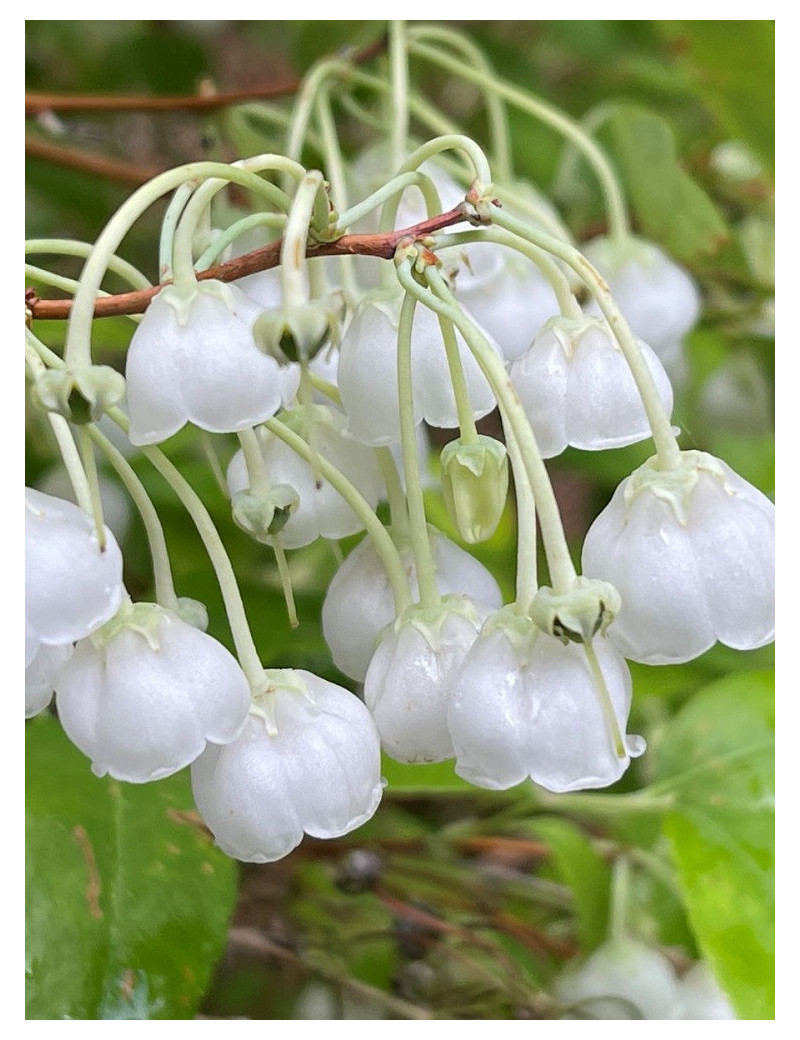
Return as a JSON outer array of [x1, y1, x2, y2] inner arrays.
[[655, 670, 774, 1020], [596, 103, 730, 263], [656, 21, 775, 169], [291, 21, 385, 74], [26, 717, 238, 1020], [526, 817, 611, 953]]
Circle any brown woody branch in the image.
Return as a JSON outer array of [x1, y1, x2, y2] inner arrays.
[[26, 205, 475, 321], [26, 136, 164, 187], [25, 36, 387, 115]]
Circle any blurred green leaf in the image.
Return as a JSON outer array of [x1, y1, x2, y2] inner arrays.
[[596, 103, 730, 262], [656, 21, 775, 169], [527, 817, 611, 953], [291, 21, 385, 73], [655, 670, 774, 1020], [26, 717, 238, 1020]]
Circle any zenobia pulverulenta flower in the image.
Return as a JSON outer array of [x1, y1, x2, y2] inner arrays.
[[447, 607, 645, 793], [321, 527, 503, 683], [364, 596, 492, 764], [508, 315, 674, 458], [581, 234, 702, 359], [55, 601, 251, 783], [125, 279, 300, 445], [555, 937, 683, 1020], [25, 488, 125, 656], [336, 286, 500, 446], [25, 641, 73, 719], [581, 450, 775, 664], [225, 405, 383, 549], [673, 963, 736, 1020], [190, 669, 383, 863]]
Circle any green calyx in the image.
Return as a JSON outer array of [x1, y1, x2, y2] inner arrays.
[[393, 594, 482, 650], [624, 450, 728, 525], [90, 599, 166, 651], [252, 296, 341, 364], [32, 363, 126, 425], [440, 435, 509, 543], [531, 577, 621, 645], [541, 314, 611, 359], [231, 486, 300, 543]]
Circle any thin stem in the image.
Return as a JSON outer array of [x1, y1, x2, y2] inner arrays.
[[407, 24, 512, 183], [389, 20, 410, 172], [198, 432, 230, 499], [398, 134, 492, 193], [285, 59, 351, 173], [336, 170, 441, 232], [608, 855, 631, 943], [491, 207, 682, 470], [408, 39, 630, 240], [25, 239, 152, 290], [134, 435, 266, 693], [237, 427, 270, 495], [77, 426, 107, 551], [314, 84, 358, 300], [194, 211, 286, 270], [271, 535, 299, 629], [501, 417, 538, 612], [25, 264, 142, 323], [432, 226, 583, 320], [582, 639, 626, 759], [172, 156, 305, 286], [438, 314, 478, 442], [281, 170, 326, 308], [25, 337, 92, 513], [63, 159, 294, 368], [396, 289, 439, 609], [159, 181, 196, 282], [86, 423, 179, 611], [263, 417, 412, 615], [400, 262, 576, 594], [376, 446, 410, 538]]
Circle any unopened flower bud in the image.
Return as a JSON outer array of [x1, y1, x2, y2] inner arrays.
[[531, 577, 621, 645], [252, 298, 337, 364], [440, 435, 509, 543], [231, 485, 300, 543], [33, 364, 126, 425]]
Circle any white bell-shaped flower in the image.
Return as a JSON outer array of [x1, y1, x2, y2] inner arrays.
[[226, 406, 384, 549], [321, 527, 503, 682], [674, 963, 736, 1020], [555, 937, 682, 1019], [191, 668, 383, 863], [125, 280, 300, 445], [26, 638, 73, 718], [337, 287, 500, 446], [449, 243, 559, 363], [448, 608, 644, 793], [364, 596, 488, 764], [508, 316, 674, 458], [55, 601, 251, 782], [25, 488, 125, 655], [37, 464, 133, 545], [581, 450, 775, 664], [582, 234, 701, 358]]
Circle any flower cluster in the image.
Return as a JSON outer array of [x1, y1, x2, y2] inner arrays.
[[25, 28, 773, 890]]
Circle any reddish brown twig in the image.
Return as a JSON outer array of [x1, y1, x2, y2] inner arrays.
[[26, 205, 473, 321], [26, 135, 163, 187], [24, 36, 387, 115]]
